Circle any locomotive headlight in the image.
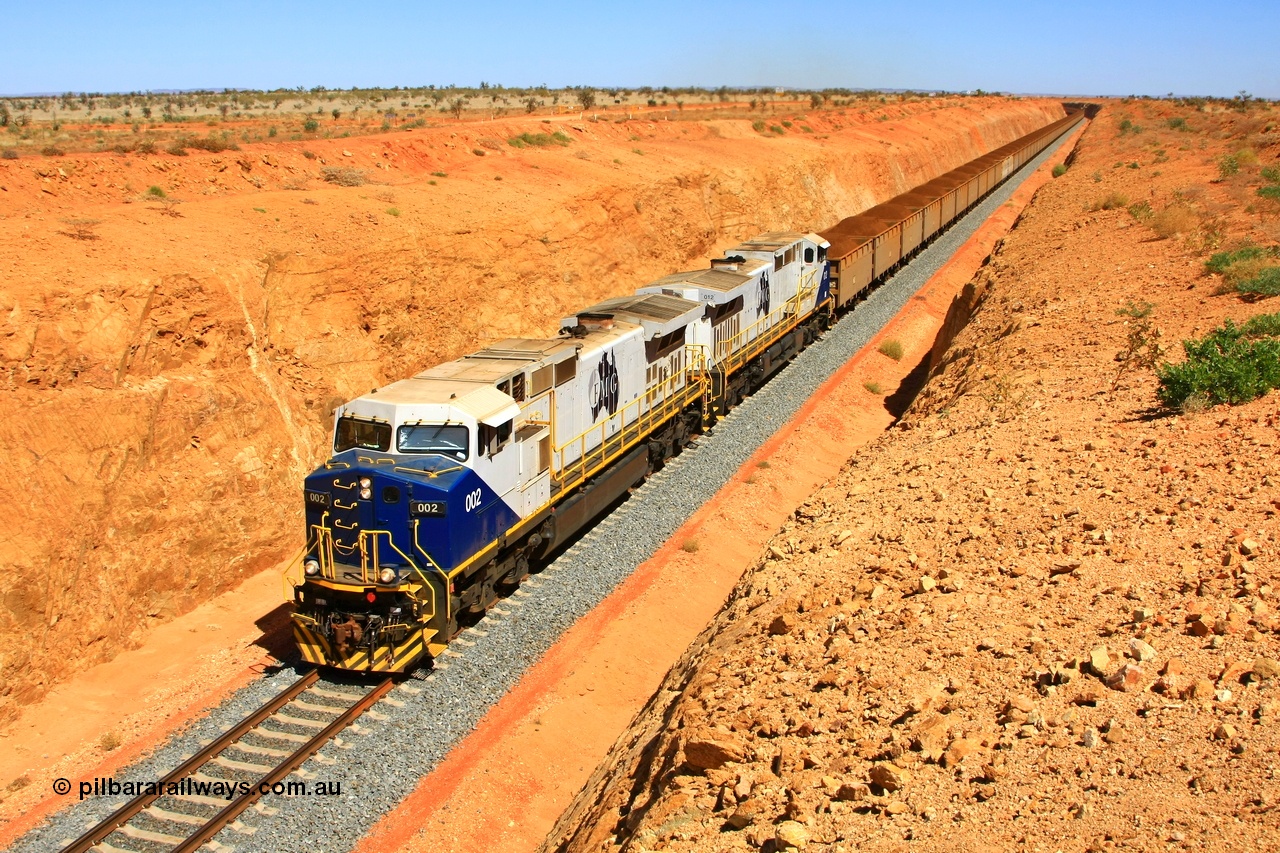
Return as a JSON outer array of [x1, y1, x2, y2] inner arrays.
[[360, 487, 372, 499], [359, 477, 372, 488], [304, 559, 320, 576], [379, 568, 397, 584]]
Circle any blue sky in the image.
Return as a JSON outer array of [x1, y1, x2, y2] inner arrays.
[[3, 1, 1276, 98]]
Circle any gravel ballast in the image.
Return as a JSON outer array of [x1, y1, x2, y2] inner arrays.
[[11, 126, 1077, 853]]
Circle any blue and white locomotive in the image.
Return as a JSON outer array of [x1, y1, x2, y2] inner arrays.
[[290, 232, 830, 672]]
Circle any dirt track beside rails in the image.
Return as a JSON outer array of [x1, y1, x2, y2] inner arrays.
[[0, 97, 1064, 829]]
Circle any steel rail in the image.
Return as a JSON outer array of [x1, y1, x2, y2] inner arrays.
[[169, 677, 394, 853], [61, 670, 321, 853]]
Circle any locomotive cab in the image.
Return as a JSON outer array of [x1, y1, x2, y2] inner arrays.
[[292, 340, 582, 672], [293, 383, 526, 671]]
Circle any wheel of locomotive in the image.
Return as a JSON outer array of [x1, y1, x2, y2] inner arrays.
[[500, 550, 531, 588], [674, 413, 691, 448]]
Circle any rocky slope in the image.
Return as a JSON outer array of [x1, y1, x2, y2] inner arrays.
[[546, 101, 1280, 852], [0, 97, 1064, 721]]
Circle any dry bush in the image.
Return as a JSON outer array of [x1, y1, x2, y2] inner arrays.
[[321, 166, 366, 186], [60, 217, 101, 240], [478, 137, 503, 150], [1091, 192, 1129, 211], [878, 339, 905, 360], [1150, 204, 1198, 238]]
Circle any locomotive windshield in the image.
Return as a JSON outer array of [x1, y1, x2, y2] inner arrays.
[[335, 416, 391, 452], [397, 424, 470, 460]]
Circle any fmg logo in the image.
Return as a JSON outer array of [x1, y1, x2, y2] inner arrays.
[[589, 350, 620, 421]]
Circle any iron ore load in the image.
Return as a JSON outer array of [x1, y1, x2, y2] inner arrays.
[[289, 109, 1085, 673]]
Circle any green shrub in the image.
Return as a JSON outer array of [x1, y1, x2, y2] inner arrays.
[[507, 131, 571, 148], [385, 207, 400, 217], [1236, 267, 1280, 298], [1206, 245, 1280, 295], [1051, 163, 1067, 178], [1128, 200, 1153, 221], [1117, 300, 1154, 319], [147, 185, 166, 198], [185, 135, 237, 152], [1157, 318, 1280, 407], [1166, 116, 1190, 131], [752, 119, 766, 133], [41, 146, 65, 156], [1218, 153, 1240, 179], [1242, 311, 1280, 338], [1258, 168, 1280, 201], [1206, 246, 1267, 274], [303, 118, 319, 133]]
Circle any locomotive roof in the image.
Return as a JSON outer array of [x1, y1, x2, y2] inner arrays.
[[647, 261, 766, 293], [577, 292, 701, 323], [353, 377, 520, 426], [418, 338, 576, 385], [471, 338, 578, 362]]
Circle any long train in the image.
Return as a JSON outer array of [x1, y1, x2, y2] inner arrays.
[[289, 109, 1085, 673]]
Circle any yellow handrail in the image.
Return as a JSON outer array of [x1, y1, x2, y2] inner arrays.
[[279, 544, 309, 600], [715, 270, 818, 372]]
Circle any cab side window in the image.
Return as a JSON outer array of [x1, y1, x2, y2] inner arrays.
[[478, 420, 514, 457]]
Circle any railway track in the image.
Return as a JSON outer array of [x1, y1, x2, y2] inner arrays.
[[62, 673, 393, 853]]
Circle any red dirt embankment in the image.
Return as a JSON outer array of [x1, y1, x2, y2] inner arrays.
[[0, 97, 1063, 727], [547, 101, 1280, 853]]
